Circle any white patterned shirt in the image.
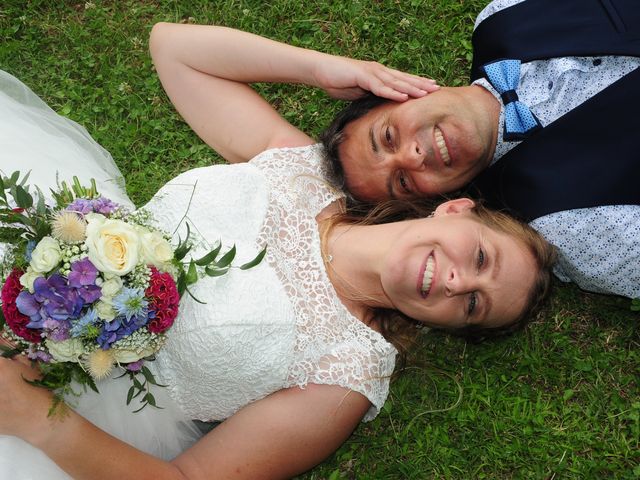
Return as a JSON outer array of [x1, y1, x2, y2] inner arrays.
[[471, 0, 640, 297]]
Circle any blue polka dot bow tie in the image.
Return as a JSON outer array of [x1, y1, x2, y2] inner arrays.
[[481, 59, 542, 141]]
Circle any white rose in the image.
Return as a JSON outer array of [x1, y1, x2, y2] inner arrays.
[[138, 228, 173, 268], [112, 345, 158, 363], [19, 267, 41, 293], [85, 215, 140, 276], [30, 237, 62, 273], [46, 338, 85, 362], [100, 276, 123, 298], [94, 300, 117, 321]]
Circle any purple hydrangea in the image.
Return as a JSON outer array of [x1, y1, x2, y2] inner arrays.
[[125, 360, 145, 372], [32, 274, 84, 322], [91, 196, 118, 215], [68, 258, 101, 303], [42, 317, 71, 342], [66, 196, 119, 216], [66, 198, 94, 215]]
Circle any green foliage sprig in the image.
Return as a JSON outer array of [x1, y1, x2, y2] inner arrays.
[[174, 221, 267, 304]]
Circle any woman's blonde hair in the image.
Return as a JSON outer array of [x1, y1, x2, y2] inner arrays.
[[320, 198, 556, 359]]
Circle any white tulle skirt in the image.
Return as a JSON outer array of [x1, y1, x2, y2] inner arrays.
[[0, 70, 202, 477]]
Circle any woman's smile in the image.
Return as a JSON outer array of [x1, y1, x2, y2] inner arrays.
[[418, 251, 435, 299]]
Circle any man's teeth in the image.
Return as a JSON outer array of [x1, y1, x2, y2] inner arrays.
[[421, 254, 435, 296], [434, 127, 451, 166]]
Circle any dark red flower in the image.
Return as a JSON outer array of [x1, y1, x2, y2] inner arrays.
[[1, 269, 42, 343], [145, 267, 179, 334]]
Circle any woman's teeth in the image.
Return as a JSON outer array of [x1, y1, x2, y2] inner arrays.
[[421, 254, 435, 297], [434, 127, 451, 166]]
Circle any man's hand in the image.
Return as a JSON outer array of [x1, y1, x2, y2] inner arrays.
[[313, 56, 439, 101]]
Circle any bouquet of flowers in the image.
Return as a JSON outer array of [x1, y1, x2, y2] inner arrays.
[[0, 172, 264, 413]]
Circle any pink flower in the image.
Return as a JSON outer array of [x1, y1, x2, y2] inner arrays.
[[145, 268, 179, 334], [1, 269, 42, 343]]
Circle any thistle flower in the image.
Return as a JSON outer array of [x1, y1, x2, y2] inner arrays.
[[52, 211, 86, 243], [85, 349, 115, 379]]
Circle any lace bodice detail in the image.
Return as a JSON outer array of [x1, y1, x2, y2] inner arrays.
[[146, 144, 396, 422]]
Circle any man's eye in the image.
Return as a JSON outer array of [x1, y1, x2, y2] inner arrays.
[[477, 248, 485, 269], [385, 126, 392, 145], [468, 292, 477, 315], [399, 173, 411, 193]]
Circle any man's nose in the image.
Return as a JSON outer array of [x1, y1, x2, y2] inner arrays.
[[394, 142, 425, 170]]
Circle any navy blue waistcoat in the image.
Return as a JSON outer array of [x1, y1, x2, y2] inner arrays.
[[469, 0, 640, 221]]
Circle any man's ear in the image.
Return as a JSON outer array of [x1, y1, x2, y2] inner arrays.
[[433, 198, 476, 217]]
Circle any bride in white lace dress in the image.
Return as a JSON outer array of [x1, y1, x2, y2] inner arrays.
[[0, 24, 555, 480]]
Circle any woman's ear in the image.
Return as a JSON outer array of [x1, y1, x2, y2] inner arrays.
[[433, 198, 476, 217]]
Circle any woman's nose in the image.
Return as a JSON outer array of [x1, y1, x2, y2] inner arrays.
[[445, 267, 472, 297]]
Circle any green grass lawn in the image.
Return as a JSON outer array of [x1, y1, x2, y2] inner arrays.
[[2, 1, 638, 478]]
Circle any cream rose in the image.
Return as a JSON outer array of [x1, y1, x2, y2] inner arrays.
[[138, 228, 173, 268], [85, 215, 140, 276], [112, 344, 158, 363], [100, 276, 124, 298], [94, 300, 117, 321], [46, 338, 85, 362], [30, 236, 62, 273], [19, 267, 41, 293]]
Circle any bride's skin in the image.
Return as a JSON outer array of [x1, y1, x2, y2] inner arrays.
[[0, 24, 532, 480]]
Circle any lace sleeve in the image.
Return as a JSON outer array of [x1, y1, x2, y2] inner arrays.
[[250, 144, 397, 421]]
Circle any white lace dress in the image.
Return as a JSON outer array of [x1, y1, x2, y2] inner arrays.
[[0, 70, 397, 479]]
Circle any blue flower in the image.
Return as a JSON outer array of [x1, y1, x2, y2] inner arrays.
[[96, 314, 147, 349], [24, 240, 36, 263], [112, 287, 149, 321], [70, 308, 100, 338]]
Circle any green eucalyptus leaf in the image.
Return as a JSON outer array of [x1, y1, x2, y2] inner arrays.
[[239, 245, 267, 270], [185, 260, 198, 285], [185, 287, 207, 304], [177, 273, 186, 297], [215, 245, 236, 268], [141, 366, 156, 384], [132, 402, 148, 413], [18, 170, 31, 186], [205, 266, 229, 277], [15, 185, 33, 209], [9, 171, 19, 186], [194, 241, 222, 266], [126, 386, 136, 405], [35, 186, 47, 215], [174, 225, 192, 261], [0, 176, 6, 201], [145, 393, 158, 408], [132, 375, 143, 390]]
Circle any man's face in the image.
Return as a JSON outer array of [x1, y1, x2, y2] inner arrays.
[[338, 87, 499, 201]]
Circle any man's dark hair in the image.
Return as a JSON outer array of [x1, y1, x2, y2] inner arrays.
[[319, 94, 389, 194]]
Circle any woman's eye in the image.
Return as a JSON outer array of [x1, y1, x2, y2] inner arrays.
[[468, 292, 477, 315], [477, 248, 485, 269], [385, 126, 392, 145], [399, 173, 411, 193]]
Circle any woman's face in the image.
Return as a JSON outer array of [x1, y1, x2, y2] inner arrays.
[[380, 199, 537, 329]]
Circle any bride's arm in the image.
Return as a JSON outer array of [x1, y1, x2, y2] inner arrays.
[[0, 357, 370, 479], [149, 22, 437, 163]]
